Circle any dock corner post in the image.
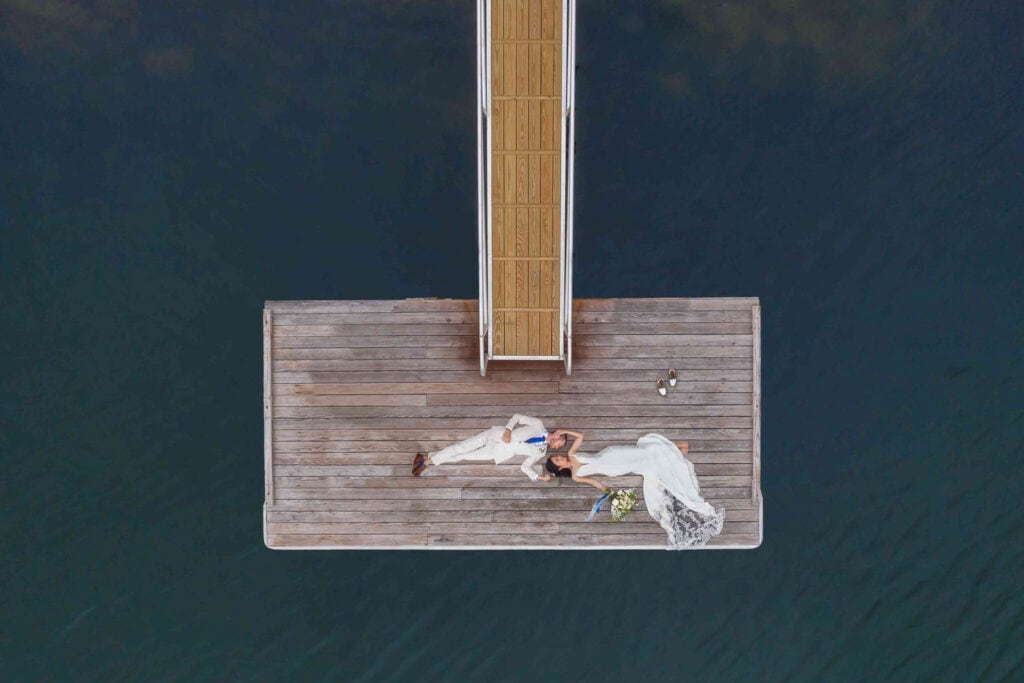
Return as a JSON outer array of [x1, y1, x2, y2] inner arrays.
[[751, 303, 761, 506], [263, 306, 274, 506]]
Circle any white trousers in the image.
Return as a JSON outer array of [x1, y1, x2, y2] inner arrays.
[[430, 427, 532, 465]]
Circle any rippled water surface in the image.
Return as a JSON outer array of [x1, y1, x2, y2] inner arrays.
[[2, 1, 1022, 679]]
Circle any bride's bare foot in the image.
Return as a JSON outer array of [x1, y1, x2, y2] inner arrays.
[[675, 441, 689, 454]]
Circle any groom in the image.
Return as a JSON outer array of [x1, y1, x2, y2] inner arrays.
[[412, 414, 568, 481]]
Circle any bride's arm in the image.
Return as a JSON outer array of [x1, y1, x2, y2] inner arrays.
[[571, 473, 607, 492]]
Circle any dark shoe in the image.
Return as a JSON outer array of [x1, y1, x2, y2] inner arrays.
[[412, 462, 427, 476], [413, 452, 426, 466], [668, 369, 677, 387]]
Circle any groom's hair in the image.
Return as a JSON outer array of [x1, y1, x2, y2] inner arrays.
[[545, 458, 572, 477]]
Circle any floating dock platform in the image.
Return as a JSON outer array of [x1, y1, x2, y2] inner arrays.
[[262, 297, 763, 549]]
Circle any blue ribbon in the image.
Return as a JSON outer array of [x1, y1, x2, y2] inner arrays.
[[585, 492, 611, 522]]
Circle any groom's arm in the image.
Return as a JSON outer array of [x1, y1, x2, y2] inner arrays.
[[504, 413, 526, 431], [503, 413, 540, 442], [504, 413, 543, 434], [520, 450, 545, 481]]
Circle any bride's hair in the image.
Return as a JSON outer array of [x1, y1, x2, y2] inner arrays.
[[545, 458, 572, 477]]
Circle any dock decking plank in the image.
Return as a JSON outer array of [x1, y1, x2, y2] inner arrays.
[[267, 509, 761, 523], [267, 534, 760, 549], [268, 497, 759, 512], [273, 451, 754, 465]]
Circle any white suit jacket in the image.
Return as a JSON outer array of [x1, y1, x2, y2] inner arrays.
[[503, 414, 548, 481]]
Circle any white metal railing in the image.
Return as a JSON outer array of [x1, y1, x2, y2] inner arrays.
[[557, 0, 568, 364], [477, 0, 490, 375], [562, 0, 576, 375]]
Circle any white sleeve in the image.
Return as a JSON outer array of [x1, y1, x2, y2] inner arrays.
[[505, 414, 524, 431], [520, 451, 543, 481], [518, 415, 544, 433]]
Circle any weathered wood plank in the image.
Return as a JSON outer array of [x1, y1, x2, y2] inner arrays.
[[274, 335, 477, 349], [267, 533, 760, 548], [273, 370, 562, 384], [273, 394, 427, 407], [574, 298, 759, 311], [459, 486, 753, 500], [274, 462, 751, 477], [272, 416, 752, 430], [273, 311, 477, 325], [273, 368, 751, 383], [273, 344, 751, 361], [269, 522, 562, 535], [272, 357, 752, 372], [273, 346, 475, 360], [272, 404, 754, 419], [267, 521, 759, 535], [275, 487, 466, 500], [275, 382, 556, 396], [574, 345, 752, 358], [573, 322, 751, 335], [273, 451, 753, 466], [563, 369, 752, 382], [574, 334, 752, 347], [273, 428, 751, 442], [559, 380, 751, 394], [268, 497, 758, 512], [276, 486, 751, 500], [267, 509, 762, 523], [270, 360, 561, 370], [272, 440, 753, 453], [268, 299, 475, 313], [274, 324, 477, 337], [574, 310, 752, 323], [276, 475, 751, 489], [425, 391, 753, 406], [267, 298, 759, 314]]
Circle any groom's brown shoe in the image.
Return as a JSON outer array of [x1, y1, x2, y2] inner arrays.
[[412, 462, 427, 476], [413, 452, 426, 466]]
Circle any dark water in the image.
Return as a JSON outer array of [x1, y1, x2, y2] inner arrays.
[[2, 1, 1022, 679]]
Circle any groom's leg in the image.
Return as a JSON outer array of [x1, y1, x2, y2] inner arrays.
[[429, 430, 495, 465]]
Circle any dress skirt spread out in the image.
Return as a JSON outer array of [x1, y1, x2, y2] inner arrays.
[[576, 433, 726, 548]]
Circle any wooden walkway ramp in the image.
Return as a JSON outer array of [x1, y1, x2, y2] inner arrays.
[[478, 0, 575, 365], [263, 297, 762, 550]]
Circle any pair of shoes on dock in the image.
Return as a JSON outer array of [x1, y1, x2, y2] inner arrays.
[[412, 453, 427, 476], [656, 369, 678, 397]]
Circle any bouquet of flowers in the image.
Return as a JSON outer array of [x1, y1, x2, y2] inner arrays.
[[608, 489, 638, 522]]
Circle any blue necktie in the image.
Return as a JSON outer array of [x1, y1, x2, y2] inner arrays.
[[525, 435, 546, 445]]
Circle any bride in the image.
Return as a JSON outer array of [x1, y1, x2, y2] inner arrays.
[[545, 431, 726, 549]]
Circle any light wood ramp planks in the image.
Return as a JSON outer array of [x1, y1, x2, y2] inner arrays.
[[489, 0, 563, 357], [264, 297, 763, 549]]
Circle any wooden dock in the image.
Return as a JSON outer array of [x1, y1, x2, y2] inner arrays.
[[263, 297, 763, 550], [486, 0, 567, 359]]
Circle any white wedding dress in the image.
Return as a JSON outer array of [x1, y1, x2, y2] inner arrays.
[[575, 433, 726, 549]]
